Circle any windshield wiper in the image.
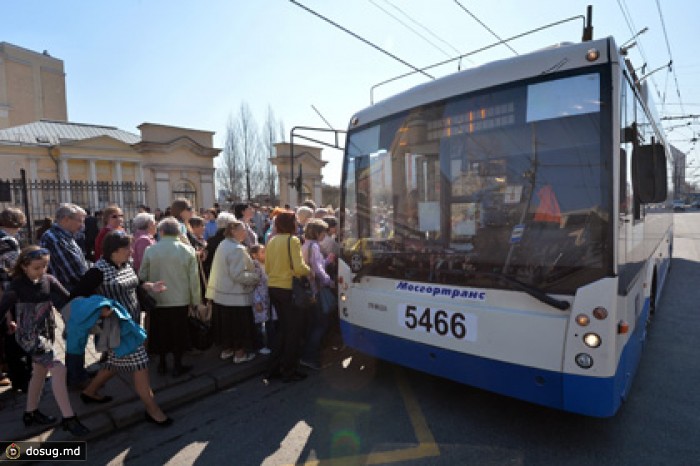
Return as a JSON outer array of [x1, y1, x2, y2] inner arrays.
[[347, 253, 569, 310], [465, 271, 570, 311]]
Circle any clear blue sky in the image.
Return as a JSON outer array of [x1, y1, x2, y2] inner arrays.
[[4, 0, 699, 185]]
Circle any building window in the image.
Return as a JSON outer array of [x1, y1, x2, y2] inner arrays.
[[173, 180, 197, 208]]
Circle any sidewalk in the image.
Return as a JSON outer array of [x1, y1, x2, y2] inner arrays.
[[0, 315, 268, 442]]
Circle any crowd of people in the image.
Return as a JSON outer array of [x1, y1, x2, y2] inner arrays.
[[0, 197, 340, 436]]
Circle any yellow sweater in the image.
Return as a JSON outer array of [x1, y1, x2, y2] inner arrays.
[[265, 234, 310, 289]]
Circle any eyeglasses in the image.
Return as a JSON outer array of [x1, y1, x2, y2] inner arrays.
[[25, 248, 50, 259], [111, 214, 124, 218], [185, 207, 193, 211]]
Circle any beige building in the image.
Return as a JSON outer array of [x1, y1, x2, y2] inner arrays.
[[0, 42, 67, 129], [0, 42, 220, 225], [0, 120, 219, 219], [271, 142, 327, 207]]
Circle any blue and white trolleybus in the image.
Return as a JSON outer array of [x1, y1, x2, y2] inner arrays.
[[337, 34, 672, 417]]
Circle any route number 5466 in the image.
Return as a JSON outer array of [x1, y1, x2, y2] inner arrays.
[[402, 305, 478, 342]]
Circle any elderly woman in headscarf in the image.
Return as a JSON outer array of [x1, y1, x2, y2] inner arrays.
[[139, 217, 201, 377]]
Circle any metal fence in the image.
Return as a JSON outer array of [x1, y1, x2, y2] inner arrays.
[[0, 175, 148, 245]]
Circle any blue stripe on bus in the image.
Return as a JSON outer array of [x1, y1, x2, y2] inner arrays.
[[340, 298, 650, 417], [658, 255, 671, 295]]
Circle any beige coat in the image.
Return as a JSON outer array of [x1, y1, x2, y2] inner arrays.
[[205, 238, 259, 306], [138, 236, 200, 307]]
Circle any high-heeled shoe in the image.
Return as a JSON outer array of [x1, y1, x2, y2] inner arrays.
[[23, 410, 57, 427], [171, 365, 192, 377], [80, 392, 113, 404], [61, 416, 90, 437], [145, 411, 173, 427]]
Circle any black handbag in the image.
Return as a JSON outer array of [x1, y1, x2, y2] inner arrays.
[[136, 284, 157, 313], [288, 237, 314, 309], [188, 314, 212, 350]]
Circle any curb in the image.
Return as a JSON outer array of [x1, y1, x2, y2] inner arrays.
[[15, 359, 268, 443]]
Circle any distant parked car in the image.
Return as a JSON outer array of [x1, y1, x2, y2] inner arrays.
[[672, 200, 685, 212]]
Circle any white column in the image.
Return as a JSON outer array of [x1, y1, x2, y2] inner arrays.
[[59, 158, 71, 203], [114, 161, 124, 206], [155, 171, 170, 211], [314, 178, 322, 206], [136, 162, 146, 205], [89, 159, 98, 211], [200, 170, 214, 210]]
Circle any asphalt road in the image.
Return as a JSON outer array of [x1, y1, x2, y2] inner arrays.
[[86, 212, 700, 466]]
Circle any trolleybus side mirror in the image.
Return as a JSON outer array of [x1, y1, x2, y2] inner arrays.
[[632, 143, 667, 204]]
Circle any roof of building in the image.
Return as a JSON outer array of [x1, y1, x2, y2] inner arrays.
[[0, 119, 140, 146]]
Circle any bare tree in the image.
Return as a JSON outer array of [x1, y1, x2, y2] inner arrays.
[[262, 106, 280, 201], [216, 115, 244, 202], [217, 102, 287, 204], [237, 102, 260, 201]]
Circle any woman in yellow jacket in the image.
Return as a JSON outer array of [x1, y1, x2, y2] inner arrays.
[[264, 211, 310, 382]]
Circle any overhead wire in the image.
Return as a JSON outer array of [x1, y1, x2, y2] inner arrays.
[[380, 0, 466, 58], [616, 0, 663, 103], [453, 0, 518, 56], [289, 0, 434, 80], [368, 0, 454, 59], [655, 0, 685, 115], [615, 0, 695, 158]]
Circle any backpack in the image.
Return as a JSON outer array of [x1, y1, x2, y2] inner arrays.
[[14, 301, 56, 355]]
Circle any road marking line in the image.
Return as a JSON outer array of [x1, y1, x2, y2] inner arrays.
[[265, 420, 313, 466], [303, 366, 440, 465]]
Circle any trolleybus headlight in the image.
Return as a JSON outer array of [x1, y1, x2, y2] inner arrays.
[[592, 306, 608, 320], [575, 353, 594, 369], [586, 48, 600, 61], [575, 314, 590, 326], [583, 333, 601, 348], [340, 293, 347, 302]]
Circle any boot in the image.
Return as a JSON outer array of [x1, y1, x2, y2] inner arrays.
[[23, 410, 57, 427], [61, 416, 90, 437]]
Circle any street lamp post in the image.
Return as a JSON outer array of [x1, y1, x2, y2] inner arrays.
[[289, 126, 346, 207]]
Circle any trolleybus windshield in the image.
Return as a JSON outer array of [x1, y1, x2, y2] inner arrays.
[[342, 70, 612, 294]]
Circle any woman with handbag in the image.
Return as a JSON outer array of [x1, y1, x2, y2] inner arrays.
[[299, 219, 336, 371], [206, 220, 259, 363], [71, 231, 172, 426], [264, 211, 310, 383]]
